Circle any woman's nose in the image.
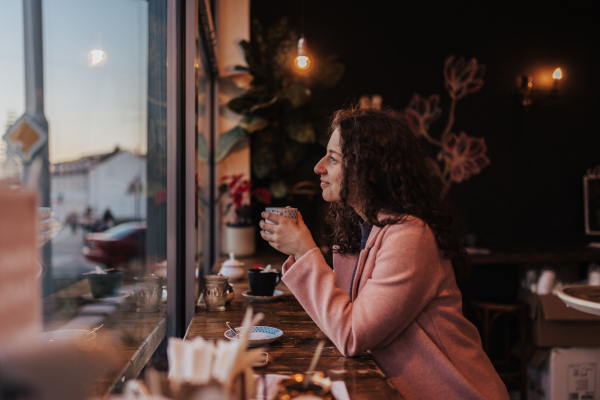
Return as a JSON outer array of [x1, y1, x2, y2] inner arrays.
[[314, 156, 326, 175]]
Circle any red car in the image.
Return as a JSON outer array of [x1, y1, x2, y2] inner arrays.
[[83, 222, 146, 267]]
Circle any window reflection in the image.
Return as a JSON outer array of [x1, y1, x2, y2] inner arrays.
[[1, 0, 169, 393]]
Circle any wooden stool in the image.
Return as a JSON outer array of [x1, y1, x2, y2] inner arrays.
[[471, 301, 528, 400]]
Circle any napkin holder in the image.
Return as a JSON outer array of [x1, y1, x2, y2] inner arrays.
[[124, 370, 252, 400]]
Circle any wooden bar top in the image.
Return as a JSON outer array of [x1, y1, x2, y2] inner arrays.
[[185, 257, 403, 400], [42, 278, 167, 396]]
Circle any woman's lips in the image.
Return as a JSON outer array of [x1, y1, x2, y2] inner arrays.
[[320, 180, 329, 187]]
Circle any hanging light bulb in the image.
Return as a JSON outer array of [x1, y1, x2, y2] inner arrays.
[[294, 37, 311, 70]]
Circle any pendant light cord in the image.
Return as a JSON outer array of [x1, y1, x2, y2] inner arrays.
[[301, 0, 305, 39]]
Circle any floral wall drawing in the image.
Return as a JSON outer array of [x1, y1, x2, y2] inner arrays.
[[404, 55, 491, 195]]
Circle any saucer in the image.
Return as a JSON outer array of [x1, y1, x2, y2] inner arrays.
[[224, 326, 283, 346], [82, 291, 130, 302], [242, 290, 284, 302]]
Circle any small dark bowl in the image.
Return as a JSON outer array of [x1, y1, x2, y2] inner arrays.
[[87, 270, 124, 298]]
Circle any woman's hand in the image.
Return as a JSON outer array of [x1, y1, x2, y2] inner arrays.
[[259, 211, 317, 260]]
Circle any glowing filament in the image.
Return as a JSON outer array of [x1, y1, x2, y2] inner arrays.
[[294, 55, 310, 70], [553, 68, 562, 80]]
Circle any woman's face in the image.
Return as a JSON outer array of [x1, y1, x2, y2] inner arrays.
[[314, 129, 344, 203]]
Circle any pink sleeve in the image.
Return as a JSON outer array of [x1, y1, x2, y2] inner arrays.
[[281, 255, 296, 274], [281, 221, 442, 357]]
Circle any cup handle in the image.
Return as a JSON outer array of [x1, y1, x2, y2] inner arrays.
[[275, 271, 282, 286]]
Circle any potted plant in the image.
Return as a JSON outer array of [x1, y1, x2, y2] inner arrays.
[[219, 174, 271, 256]]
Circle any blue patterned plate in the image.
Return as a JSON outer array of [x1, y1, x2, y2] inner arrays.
[[224, 326, 283, 346]]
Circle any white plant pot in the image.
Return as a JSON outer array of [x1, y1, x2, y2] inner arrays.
[[222, 225, 255, 256]]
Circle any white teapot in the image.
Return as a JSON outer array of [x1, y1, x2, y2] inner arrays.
[[219, 252, 245, 281]]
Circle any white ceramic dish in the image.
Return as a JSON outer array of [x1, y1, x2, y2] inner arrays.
[[82, 291, 130, 301], [242, 290, 284, 303], [40, 329, 97, 343], [224, 326, 283, 346], [557, 285, 600, 316]]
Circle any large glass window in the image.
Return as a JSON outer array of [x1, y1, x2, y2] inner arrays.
[[1, 0, 174, 394]]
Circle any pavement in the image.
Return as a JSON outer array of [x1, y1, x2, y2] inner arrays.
[[50, 226, 97, 279]]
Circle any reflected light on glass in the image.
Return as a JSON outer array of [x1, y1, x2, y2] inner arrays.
[[90, 50, 107, 66], [552, 68, 562, 80]]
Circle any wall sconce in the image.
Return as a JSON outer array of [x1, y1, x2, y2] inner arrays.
[[516, 67, 562, 107]]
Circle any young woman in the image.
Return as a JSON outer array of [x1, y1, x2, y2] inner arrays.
[[259, 107, 509, 399]]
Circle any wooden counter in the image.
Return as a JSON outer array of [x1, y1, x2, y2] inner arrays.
[[42, 278, 167, 397], [185, 259, 403, 400]]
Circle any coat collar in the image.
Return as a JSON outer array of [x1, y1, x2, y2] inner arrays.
[[364, 213, 419, 249]]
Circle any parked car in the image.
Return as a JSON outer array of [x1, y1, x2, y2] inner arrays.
[[83, 222, 146, 267]]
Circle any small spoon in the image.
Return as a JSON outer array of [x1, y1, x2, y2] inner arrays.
[[226, 321, 239, 338], [304, 340, 326, 389], [83, 324, 104, 338]]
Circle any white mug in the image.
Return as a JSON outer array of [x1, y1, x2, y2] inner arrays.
[[536, 270, 556, 295], [265, 207, 298, 225], [589, 271, 600, 286]]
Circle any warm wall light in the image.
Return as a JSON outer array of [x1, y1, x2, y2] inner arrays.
[[294, 37, 311, 70], [516, 67, 563, 106], [553, 68, 562, 80], [552, 68, 562, 93], [517, 75, 533, 106], [90, 50, 106, 66]]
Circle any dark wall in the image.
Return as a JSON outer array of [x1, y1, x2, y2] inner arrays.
[[251, 0, 600, 247]]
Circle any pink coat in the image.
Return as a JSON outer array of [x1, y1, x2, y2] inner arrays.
[[282, 217, 509, 400]]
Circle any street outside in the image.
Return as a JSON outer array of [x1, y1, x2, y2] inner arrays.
[[49, 225, 97, 291]]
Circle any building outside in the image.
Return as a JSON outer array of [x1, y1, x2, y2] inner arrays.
[[51, 148, 146, 225]]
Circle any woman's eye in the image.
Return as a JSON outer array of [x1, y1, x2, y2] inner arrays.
[[329, 156, 337, 163]]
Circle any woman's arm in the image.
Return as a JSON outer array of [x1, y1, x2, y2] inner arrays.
[[281, 220, 442, 357]]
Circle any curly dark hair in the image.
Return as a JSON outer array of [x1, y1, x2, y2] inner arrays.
[[326, 106, 469, 277]]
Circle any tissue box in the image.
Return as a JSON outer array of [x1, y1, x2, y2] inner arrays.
[[527, 347, 600, 400], [521, 290, 600, 347]]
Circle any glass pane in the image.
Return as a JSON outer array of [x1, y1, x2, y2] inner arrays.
[[196, 32, 210, 281], [1, 0, 169, 395], [0, 0, 25, 181]]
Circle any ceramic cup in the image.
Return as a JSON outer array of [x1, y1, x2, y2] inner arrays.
[[248, 268, 281, 296], [265, 207, 298, 225], [133, 276, 163, 312], [87, 270, 124, 298], [202, 274, 229, 311], [589, 271, 600, 286], [537, 270, 556, 295]]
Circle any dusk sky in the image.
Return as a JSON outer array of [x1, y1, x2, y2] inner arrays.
[[0, 0, 148, 164]]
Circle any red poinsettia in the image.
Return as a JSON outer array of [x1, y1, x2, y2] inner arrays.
[[443, 56, 485, 100], [437, 132, 491, 183], [404, 94, 442, 132], [219, 174, 271, 226]]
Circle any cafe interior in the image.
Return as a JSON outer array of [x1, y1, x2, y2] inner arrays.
[[1, 0, 600, 399]]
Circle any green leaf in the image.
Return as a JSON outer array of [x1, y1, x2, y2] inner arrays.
[[252, 147, 274, 179], [228, 93, 260, 114], [197, 133, 208, 162], [239, 115, 269, 133], [278, 141, 306, 173], [216, 126, 247, 162], [287, 122, 315, 143], [283, 82, 311, 108], [269, 180, 288, 199]]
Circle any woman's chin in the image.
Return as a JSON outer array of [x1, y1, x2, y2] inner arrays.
[[321, 192, 341, 203]]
